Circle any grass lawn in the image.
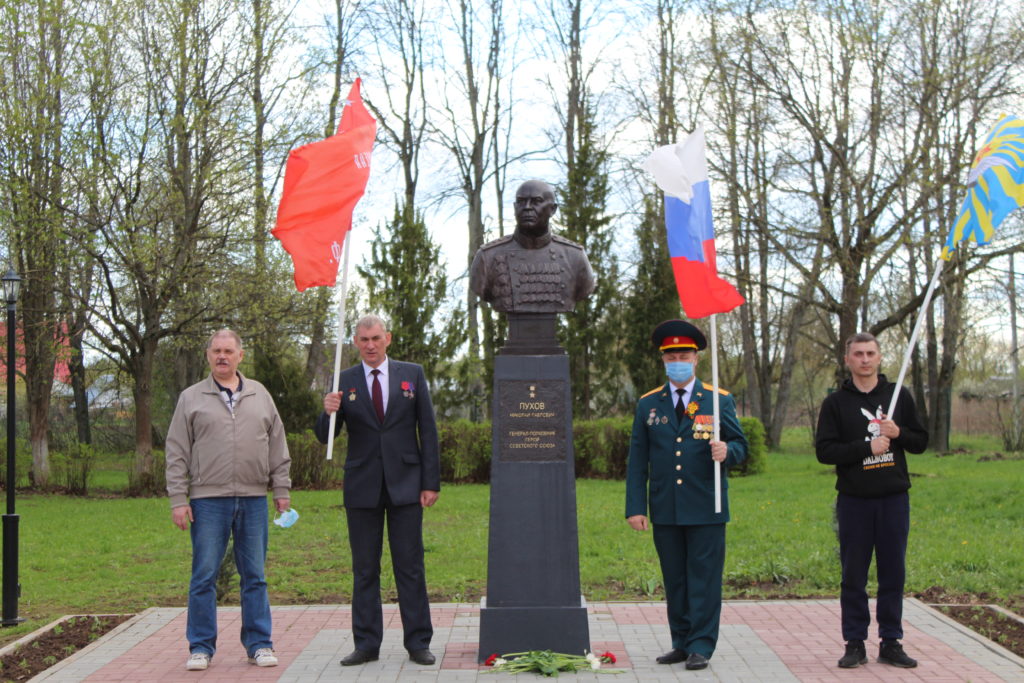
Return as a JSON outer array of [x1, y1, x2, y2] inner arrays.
[[2, 428, 1020, 646]]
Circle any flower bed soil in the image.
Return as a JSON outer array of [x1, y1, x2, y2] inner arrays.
[[915, 586, 1024, 659], [0, 614, 132, 682], [938, 605, 1024, 659]]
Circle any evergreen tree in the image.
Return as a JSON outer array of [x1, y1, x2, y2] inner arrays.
[[556, 94, 619, 419], [252, 339, 320, 435], [623, 195, 680, 398], [357, 204, 465, 414]]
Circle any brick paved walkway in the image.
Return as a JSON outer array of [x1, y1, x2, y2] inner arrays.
[[28, 599, 1024, 682]]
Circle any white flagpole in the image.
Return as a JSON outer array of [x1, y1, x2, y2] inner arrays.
[[325, 235, 353, 461], [886, 259, 945, 418], [710, 313, 722, 514]]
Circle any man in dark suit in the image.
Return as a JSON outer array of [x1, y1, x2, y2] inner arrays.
[[625, 319, 747, 671], [314, 314, 441, 667]]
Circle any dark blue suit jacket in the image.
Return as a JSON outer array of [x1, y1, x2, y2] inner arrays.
[[315, 360, 441, 508]]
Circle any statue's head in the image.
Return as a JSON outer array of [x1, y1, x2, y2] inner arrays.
[[513, 180, 557, 238]]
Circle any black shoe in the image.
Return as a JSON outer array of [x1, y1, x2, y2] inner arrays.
[[878, 641, 917, 668], [684, 653, 709, 670], [340, 649, 379, 666], [408, 649, 436, 665], [655, 648, 687, 664], [838, 640, 867, 668]]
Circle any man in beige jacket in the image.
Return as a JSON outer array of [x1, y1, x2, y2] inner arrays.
[[166, 329, 291, 672]]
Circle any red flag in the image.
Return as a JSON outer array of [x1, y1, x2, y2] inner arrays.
[[272, 79, 377, 291]]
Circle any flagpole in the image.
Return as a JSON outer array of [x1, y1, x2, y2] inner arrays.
[[325, 235, 353, 461], [710, 314, 722, 514], [886, 259, 945, 418]]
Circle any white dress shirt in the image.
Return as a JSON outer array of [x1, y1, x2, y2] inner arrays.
[[672, 378, 696, 412]]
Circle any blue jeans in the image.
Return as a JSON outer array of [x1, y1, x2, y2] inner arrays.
[[187, 496, 273, 657]]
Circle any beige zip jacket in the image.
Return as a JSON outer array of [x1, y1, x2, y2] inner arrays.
[[166, 373, 291, 509]]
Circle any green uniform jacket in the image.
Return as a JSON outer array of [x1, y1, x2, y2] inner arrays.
[[625, 379, 748, 525]]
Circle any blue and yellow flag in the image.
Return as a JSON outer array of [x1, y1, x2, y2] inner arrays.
[[942, 114, 1024, 260]]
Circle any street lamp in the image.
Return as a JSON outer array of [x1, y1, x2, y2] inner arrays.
[[2, 267, 22, 626]]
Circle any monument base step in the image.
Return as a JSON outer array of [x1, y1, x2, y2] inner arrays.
[[477, 597, 590, 663]]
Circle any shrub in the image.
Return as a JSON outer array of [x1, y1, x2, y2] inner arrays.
[[731, 416, 767, 476], [438, 420, 491, 483], [52, 442, 98, 495], [287, 430, 344, 489], [573, 417, 631, 478]]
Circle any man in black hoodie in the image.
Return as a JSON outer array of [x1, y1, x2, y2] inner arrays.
[[815, 332, 928, 670]]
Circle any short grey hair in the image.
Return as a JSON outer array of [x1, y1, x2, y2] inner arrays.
[[355, 314, 389, 333], [844, 332, 879, 354], [207, 329, 243, 350]]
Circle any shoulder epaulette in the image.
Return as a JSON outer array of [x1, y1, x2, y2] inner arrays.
[[479, 234, 514, 251], [701, 381, 730, 395], [640, 386, 663, 399], [551, 233, 584, 250]]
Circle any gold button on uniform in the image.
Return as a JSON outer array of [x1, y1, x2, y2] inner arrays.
[[675, 451, 681, 456], [676, 464, 682, 471], [676, 437, 682, 443], [676, 478, 683, 485]]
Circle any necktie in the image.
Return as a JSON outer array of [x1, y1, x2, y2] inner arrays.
[[675, 388, 686, 422], [371, 369, 385, 423]]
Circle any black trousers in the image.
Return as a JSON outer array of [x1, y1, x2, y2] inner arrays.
[[836, 491, 910, 642], [345, 486, 433, 652]]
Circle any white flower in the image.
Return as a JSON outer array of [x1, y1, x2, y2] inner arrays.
[[493, 658, 506, 667], [590, 659, 602, 670]]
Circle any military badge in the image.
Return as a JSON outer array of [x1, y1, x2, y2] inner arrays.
[[647, 408, 658, 426], [348, 388, 357, 401], [692, 414, 714, 439], [686, 401, 699, 417], [401, 380, 415, 398], [661, 416, 668, 424]]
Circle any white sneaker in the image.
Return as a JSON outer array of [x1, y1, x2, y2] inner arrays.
[[248, 648, 278, 667], [186, 652, 210, 671]]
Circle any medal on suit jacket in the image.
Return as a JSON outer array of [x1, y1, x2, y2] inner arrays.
[[348, 387, 357, 401], [401, 380, 415, 398], [692, 414, 713, 439]]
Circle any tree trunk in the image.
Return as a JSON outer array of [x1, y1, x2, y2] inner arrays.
[[69, 323, 90, 444], [131, 338, 159, 493]]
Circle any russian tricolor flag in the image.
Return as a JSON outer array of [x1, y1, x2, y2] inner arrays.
[[643, 126, 745, 319]]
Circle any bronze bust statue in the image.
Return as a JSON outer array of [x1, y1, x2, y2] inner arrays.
[[470, 180, 595, 313]]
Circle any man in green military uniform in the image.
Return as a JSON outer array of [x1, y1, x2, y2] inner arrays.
[[625, 319, 748, 671]]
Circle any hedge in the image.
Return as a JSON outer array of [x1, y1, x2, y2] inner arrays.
[[285, 414, 767, 487]]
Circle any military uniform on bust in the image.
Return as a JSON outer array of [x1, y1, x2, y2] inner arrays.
[[470, 231, 593, 313]]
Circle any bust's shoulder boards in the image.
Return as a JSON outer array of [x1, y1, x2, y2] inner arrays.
[[479, 235, 514, 251], [551, 233, 585, 250]]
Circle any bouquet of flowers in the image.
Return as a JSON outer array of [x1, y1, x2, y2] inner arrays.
[[483, 650, 621, 677]]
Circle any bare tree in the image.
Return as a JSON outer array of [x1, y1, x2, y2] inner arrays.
[[434, 0, 508, 419], [77, 0, 250, 490], [0, 0, 87, 485]]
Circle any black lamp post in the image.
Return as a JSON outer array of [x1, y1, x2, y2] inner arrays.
[[2, 267, 22, 626]]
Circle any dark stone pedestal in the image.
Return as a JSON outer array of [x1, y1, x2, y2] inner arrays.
[[477, 324, 589, 661]]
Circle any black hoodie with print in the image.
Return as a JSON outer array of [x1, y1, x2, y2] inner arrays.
[[815, 374, 929, 498]]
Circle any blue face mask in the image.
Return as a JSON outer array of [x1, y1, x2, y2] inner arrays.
[[273, 508, 300, 528], [665, 361, 694, 384]]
